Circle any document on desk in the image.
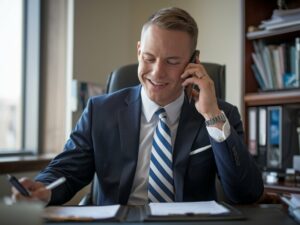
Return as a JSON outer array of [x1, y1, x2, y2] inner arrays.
[[43, 204, 122, 221], [149, 201, 230, 216], [145, 201, 246, 221]]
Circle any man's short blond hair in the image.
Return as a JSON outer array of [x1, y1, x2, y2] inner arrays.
[[141, 7, 198, 53]]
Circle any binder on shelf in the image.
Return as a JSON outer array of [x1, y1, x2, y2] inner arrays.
[[257, 107, 267, 167], [248, 104, 300, 170], [248, 107, 258, 156], [267, 106, 282, 168], [295, 37, 300, 87], [267, 104, 300, 169], [281, 104, 300, 169]]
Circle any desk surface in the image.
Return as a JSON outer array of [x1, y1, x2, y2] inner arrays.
[[46, 204, 298, 225]]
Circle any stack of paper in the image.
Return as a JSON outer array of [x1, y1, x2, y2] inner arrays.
[[281, 194, 300, 223], [43, 205, 120, 221], [291, 194, 300, 208], [259, 8, 300, 30], [149, 201, 230, 216]]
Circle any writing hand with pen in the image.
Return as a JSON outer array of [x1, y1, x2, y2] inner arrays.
[[181, 55, 223, 129], [8, 174, 65, 204]]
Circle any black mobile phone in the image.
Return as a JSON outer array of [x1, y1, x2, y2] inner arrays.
[[7, 174, 31, 197], [187, 50, 200, 103], [189, 50, 200, 63]]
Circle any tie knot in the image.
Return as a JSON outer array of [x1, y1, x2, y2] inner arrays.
[[155, 108, 167, 119]]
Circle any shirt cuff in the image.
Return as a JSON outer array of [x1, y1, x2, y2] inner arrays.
[[206, 118, 231, 142]]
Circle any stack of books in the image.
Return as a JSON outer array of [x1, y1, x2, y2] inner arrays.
[[259, 8, 300, 31]]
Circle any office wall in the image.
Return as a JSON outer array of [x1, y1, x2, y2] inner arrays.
[[73, 0, 243, 109]]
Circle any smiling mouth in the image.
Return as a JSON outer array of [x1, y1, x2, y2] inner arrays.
[[148, 79, 168, 87]]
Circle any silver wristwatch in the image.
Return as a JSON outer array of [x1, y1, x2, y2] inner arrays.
[[205, 111, 227, 126]]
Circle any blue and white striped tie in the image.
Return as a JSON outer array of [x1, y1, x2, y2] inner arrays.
[[148, 108, 174, 202]]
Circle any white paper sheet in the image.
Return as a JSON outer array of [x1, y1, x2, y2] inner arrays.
[[149, 201, 230, 216], [43, 205, 120, 221]]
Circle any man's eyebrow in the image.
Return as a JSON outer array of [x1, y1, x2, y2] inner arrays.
[[142, 52, 182, 60], [142, 52, 154, 56], [167, 56, 181, 59]]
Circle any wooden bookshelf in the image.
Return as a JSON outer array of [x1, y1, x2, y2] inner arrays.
[[247, 24, 300, 40], [264, 183, 300, 195], [245, 89, 300, 106], [243, 0, 300, 172]]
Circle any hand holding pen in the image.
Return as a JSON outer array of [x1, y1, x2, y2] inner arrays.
[[8, 174, 66, 203]]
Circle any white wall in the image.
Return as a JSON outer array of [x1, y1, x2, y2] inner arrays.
[[73, 0, 243, 109], [192, 0, 243, 110]]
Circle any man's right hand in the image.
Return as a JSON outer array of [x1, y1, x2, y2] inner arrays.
[[11, 177, 51, 205]]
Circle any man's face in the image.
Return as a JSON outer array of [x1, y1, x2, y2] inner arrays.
[[137, 25, 192, 106]]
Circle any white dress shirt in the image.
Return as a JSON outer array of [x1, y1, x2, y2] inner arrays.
[[127, 87, 230, 205]]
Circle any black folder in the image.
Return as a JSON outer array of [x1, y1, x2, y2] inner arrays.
[[125, 202, 245, 222], [143, 202, 245, 222], [43, 202, 245, 222]]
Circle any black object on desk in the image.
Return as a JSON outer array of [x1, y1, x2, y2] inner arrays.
[[45, 204, 299, 225], [143, 202, 244, 222], [7, 174, 31, 197], [43, 201, 244, 223]]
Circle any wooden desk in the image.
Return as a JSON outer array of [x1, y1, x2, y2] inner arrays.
[[46, 204, 298, 225]]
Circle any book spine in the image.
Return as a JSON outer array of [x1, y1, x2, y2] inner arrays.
[[295, 37, 300, 87], [248, 107, 258, 156], [267, 106, 282, 169]]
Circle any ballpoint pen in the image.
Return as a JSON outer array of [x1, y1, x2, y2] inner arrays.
[[45, 177, 66, 190]]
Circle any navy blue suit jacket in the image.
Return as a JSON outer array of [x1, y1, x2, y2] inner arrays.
[[36, 85, 263, 205]]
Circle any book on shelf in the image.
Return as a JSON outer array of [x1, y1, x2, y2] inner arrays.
[[267, 106, 282, 168], [296, 37, 300, 87], [247, 104, 300, 170], [248, 107, 258, 156], [258, 107, 267, 167], [251, 38, 300, 91]]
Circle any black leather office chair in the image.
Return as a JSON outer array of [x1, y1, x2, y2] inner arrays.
[[79, 62, 226, 205]]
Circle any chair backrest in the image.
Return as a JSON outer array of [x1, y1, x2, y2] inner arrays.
[[79, 62, 226, 205], [106, 63, 226, 99]]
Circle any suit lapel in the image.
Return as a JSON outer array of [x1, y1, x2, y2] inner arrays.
[[118, 86, 142, 204], [173, 97, 204, 201]]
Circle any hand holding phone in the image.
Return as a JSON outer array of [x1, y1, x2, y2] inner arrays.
[[8, 174, 66, 200], [7, 174, 31, 197]]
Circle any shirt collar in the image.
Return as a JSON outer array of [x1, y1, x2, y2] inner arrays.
[[141, 87, 184, 125]]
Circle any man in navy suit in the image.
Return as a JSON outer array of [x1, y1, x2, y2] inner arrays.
[[12, 7, 263, 205]]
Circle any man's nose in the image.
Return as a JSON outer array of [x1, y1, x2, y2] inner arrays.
[[152, 61, 165, 78]]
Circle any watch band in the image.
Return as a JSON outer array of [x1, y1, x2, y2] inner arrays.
[[205, 111, 227, 126]]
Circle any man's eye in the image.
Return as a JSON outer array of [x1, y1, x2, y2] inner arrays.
[[144, 57, 155, 63], [167, 59, 180, 65]]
